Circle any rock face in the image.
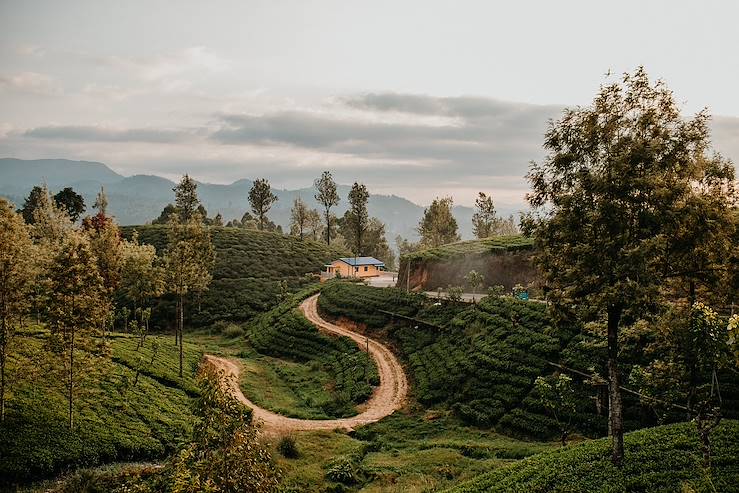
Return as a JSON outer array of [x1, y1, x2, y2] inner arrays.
[[396, 236, 540, 292]]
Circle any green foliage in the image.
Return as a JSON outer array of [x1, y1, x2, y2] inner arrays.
[[402, 235, 534, 264], [121, 225, 347, 327], [53, 187, 86, 222], [278, 435, 300, 459], [246, 286, 378, 417], [0, 334, 200, 483], [446, 285, 464, 303], [418, 196, 460, 248], [446, 420, 739, 493], [249, 178, 278, 231]]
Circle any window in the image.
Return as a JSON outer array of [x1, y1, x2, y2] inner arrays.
[[364, 266, 368, 272], [355, 267, 359, 272]]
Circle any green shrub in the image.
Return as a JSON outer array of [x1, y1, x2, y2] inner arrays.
[[446, 420, 739, 493], [277, 435, 299, 459]]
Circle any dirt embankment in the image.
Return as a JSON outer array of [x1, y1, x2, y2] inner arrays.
[[204, 294, 408, 435], [398, 251, 540, 292]]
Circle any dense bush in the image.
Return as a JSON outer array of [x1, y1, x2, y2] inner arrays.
[[446, 420, 739, 493], [121, 225, 347, 328]]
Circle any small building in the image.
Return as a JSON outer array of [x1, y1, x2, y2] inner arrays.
[[321, 257, 386, 281]]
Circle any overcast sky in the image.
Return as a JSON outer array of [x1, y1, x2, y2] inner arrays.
[[1, 0, 737, 207]]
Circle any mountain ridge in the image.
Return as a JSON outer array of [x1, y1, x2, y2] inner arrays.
[[0, 157, 505, 240]]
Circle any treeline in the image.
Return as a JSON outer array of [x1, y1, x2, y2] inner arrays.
[[1, 175, 215, 432]]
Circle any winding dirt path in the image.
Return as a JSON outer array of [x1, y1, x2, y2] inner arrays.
[[204, 294, 407, 434]]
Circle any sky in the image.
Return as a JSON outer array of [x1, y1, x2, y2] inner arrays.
[[1, 0, 738, 208]]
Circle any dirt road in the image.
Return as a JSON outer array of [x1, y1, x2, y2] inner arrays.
[[204, 294, 407, 434]]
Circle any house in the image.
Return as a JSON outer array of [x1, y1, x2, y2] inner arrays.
[[321, 257, 386, 280]]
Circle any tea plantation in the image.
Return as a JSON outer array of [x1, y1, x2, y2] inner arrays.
[[245, 286, 379, 417], [446, 420, 739, 493], [121, 225, 347, 327], [0, 331, 202, 483], [401, 235, 534, 263], [318, 282, 738, 440]]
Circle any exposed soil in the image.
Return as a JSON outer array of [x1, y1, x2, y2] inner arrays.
[[204, 294, 408, 435]]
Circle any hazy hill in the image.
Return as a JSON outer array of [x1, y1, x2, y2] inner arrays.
[[0, 158, 486, 240]]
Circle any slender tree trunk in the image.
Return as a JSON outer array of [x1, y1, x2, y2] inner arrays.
[[68, 328, 75, 430], [607, 305, 624, 466], [325, 209, 331, 245], [174, 298, 180, 345], [1, 327, 5, 423], [179, 294, 184, 378]]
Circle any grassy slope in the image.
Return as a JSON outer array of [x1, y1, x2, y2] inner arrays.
[[243, 286, 379, 418], [275, 413, 558, 493], [401, 235, 534, 263], [446, 420, 739, 493], [121, 225, 347, 327], [0, 330, 202, 483]]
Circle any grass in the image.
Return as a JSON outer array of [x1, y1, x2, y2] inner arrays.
[[121, 225, 348, 327], [273, 412, 558, 492], [0, 329, 202, 484], [446, 420, 739, 493], [401, 235, 534, 263]]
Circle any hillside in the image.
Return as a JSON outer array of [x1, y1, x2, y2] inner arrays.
[[0, 157, 482, 239], [121, 225, 347, 328], [398, 235, 539, 291], [446, 420, 739, 493], [317, 283, 739, 440], [0, 330, 202, 483]]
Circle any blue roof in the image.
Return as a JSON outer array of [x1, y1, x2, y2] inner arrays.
[[338, 256, 385, 266]]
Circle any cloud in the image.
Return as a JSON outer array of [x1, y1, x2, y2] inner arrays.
[[22, 125, 194, 143], [0, 72, 61, 96], [93, 46, 231, 81]]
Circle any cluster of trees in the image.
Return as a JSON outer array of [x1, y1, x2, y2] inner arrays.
[[0, 175, 214, 430], [524, 68, 739, 467]]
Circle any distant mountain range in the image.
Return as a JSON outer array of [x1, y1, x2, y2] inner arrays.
[[0, 158, 493, 241]]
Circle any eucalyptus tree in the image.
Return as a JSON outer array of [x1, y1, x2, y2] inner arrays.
[[249, 178, 278, 231], [314, 171, 340, 245]]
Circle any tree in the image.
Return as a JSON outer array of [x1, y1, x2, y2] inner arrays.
[[0, 199, 35, 422], [160, 365, 280, 492], [395, 235, 420, 256], [93, 186, 109, 216], [362, 218, 395, 270], [212, 213, 224, 227], [305, 208, 323, 241], [472, 192, 501, 239], [249, 178, 278, 231], [164, 216, 214, 377], [119, 232, 165, 323], [464, 270, 484, 303], [523, 67, 736, 465], [47, 232, 110, 429], [314, 171, 340, 245], [53, 187, 85, 222], [418, 197, 460, 248], [19, 186, 46, 224], [83, 211, 123, 294], [290, 196, 309, 239], [174, 174, 200, 222], [631, 303, 739, 468], [30, 185, 72, 246], [152, 204, 178, 225], [344, 182, 370, 255], [535, 374, 576, 446]]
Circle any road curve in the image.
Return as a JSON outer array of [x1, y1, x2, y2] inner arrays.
[[204, 294, 407, 434]]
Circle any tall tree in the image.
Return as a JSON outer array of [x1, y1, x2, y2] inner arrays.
[[523, 67, 735, 465], [343, 182, 370, 255], [472, 192, 501, 239], [248, 178, 278, 231], [0, 199, 35, 422], [30, 185, 72, 246], [47, 232, 110, 429], [305, 208, 323, 241], [174, 174, 200, 222], [164, 217, 214, 377], [290, 196, 309, 239], [53, 187, 86, 222], [19, 186, 46, 225], [314, 171, 340, 245], [93, 186, 109, 217], [418, 197, 460, 248]]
